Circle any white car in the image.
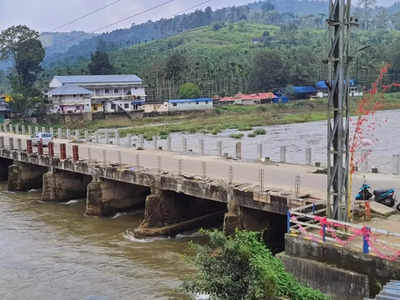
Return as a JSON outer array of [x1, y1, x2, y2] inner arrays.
[[32, 132, 53, 147]]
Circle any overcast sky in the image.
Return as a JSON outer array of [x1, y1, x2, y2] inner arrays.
[[0, 0, 398, 33]]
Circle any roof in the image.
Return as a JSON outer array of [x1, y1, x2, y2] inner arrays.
[[169, 98, 212, 104], [220, 92, 277, 102], [49, 85, 93, 96], [53, 74, 143, 85], [293, 86, 317, 94]]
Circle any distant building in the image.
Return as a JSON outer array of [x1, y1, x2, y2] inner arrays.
[[0, 95, 10, 120], [48, 75, 146, 115], [168, 98, 213, 112], [219, 92, 277, 105]]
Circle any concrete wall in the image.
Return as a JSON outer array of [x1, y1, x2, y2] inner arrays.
[[283, 235, 400, 298]]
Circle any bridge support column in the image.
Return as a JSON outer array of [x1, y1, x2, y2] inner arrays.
[[135, 186, 225, 238], [8, 162, 47, 191], [42, 170, 91, 202], [223, 186, 241, 235], [86, 179, 150, 217], [0, 158, 12, 181]]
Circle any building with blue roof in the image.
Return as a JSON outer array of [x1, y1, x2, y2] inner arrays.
[[168, 98, 213, 112], [49, 74, 146, 115]]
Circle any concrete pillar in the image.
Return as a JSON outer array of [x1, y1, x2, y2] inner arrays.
[[105, 131, 109, 144], [0, 158, 12, 181], [85, 130, 89, 142], [66, 128, 70, 139], [75, 129, 79, 139], [116, 130, 120, 146], [217, 141, 222, 157], [21, 125, 26, 135], [17, 139, 22, 151], [128, 134, 132, 148], [223, 186, 241, 235], [258, 144, 263, 161], [393, 154, 400, 175], [86, 179, 150, 217], [200, 139, 205, 155], [28, 126, 32, 136], [235, 142, 242, 160], [58, 128, 62, 139], [9, 137, 14, 150], [95, 133, 99, 144], [135, 187, 225, 237], [0, 136, 4, 148], [306, 148, 312, 165], [50, 127, 54, 137], [8, 162, 47, 191], [15, 124, 19, 134], [280, 146, 287, 163], [167, 136, 172, 152], [41, 126, 45, 133], [182, 137, 187, 152], [153, 136, 158, 150], [139, 135, 144, 149], [42, 170, 91, 202]]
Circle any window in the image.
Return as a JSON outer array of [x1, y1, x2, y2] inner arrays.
[[114, 88, 119, 94], [196, 101, 199, 105], [105, 89, 110, 94], [111, 104, 116, 110], [73, 95, 76, 98], [124, 103, 129, 109], [205, 101, 209, 104], [173, 103, 177, 107]]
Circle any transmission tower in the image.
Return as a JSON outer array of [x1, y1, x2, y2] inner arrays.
[[327, 0, 358, 221]]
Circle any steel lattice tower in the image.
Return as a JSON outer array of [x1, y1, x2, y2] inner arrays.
[[327, 0, 355, 221]]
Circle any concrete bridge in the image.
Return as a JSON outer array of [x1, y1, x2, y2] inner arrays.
[[0, 129, 399, 241]]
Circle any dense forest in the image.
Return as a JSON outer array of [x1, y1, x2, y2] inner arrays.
[[2, 0, 400, 101]]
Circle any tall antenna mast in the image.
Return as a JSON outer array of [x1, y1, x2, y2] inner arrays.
[[327, 0, 357, 221]]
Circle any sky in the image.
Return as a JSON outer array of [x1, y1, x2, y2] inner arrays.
[[0, 0, 398, 33]]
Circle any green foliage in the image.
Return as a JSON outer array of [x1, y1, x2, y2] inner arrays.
[[88, 49, 114, 75], [183, 230, 328, 300], [230, 133, 244, 139], [253, 128, 267, 135], [178, 82, 201, 99], [248, 133, 257, 138]]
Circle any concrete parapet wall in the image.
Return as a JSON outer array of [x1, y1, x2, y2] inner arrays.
[[278, 252, 369, 300], [284, 234, 400, 298]]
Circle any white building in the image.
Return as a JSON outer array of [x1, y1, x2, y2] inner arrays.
[[168, 98, 213, 112], [48, 85, 93, 115], [49, 75, 146, 114]]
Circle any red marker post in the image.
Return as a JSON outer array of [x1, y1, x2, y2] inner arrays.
[[27, 140, 32, 154], [48, 142, 54, 158], [72, 145, 79, 162], [38, 140, 43, 155], [60, 144, 66, 160]]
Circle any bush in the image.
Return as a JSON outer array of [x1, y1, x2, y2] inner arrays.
[[183, 230, 328, 300], [248, 133, 256, 138], [230, 133, 244, 139], [254, 128, 267, 135]]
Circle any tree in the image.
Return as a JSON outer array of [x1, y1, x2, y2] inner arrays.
[[164, 52, 186, 81], [0, 25, 45, 94], [183, 230, 328, 300], [358, 0, 377, 30], [248, 50, 287, 92], [178, 82, 201, 99], [88, 50, 115, 75]]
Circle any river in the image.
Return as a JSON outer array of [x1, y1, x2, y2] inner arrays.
[[0, 182, 198, 300]]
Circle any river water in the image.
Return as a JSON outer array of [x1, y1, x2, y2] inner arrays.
[[0, 182, 197, 300]]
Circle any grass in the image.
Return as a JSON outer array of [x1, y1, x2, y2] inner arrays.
[[230, 133, 244, 139]]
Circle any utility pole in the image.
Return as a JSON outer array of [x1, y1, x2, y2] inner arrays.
[[327, 0, 358, 221]]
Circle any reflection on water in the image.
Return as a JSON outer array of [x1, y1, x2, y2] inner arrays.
[[0, 182, 196, 300]]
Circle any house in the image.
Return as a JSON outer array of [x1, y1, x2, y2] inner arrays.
[[315, 80, 363, 98], [0, 95, 10, 120], [48, 75, 146, 115], [168, 98, 213, 112]]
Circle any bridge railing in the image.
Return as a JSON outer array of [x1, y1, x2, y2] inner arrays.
[[288, 208, 400, 261]]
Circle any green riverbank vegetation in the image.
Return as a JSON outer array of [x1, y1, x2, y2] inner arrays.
[[183, 230, 328, 300]]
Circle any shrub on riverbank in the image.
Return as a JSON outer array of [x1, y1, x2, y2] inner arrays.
[[183, 230, 328, 300]]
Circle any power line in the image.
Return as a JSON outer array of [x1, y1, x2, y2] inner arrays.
[[173, 0, 214, 17], [52, 0, 124, 31], [93, 0, 177, 33]]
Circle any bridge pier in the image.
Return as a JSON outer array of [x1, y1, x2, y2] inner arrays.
[[86, 179, 150, 217], [8, 162, 47, 191], [42, 169, 92, 202], [135, 186, 225, 238], [0, 158, 12, 181]]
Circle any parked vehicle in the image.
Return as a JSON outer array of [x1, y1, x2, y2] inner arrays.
[[356, 182, 400, 211], [31, 132, 53, 147]]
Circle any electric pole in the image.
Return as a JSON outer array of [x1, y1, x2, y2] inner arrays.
[[327, 0, 358, 221]]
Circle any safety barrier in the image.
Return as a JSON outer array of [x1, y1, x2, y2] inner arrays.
[[288, 208, 400, 261]]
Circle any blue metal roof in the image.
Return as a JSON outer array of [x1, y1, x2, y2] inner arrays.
[[316, 80, 357, 89], [169, 98, 212, 104], [49, 85, 93, 96], [293, 86, 317, 94], [132, 100, 145, 104], [54, 74, 143, 85]]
